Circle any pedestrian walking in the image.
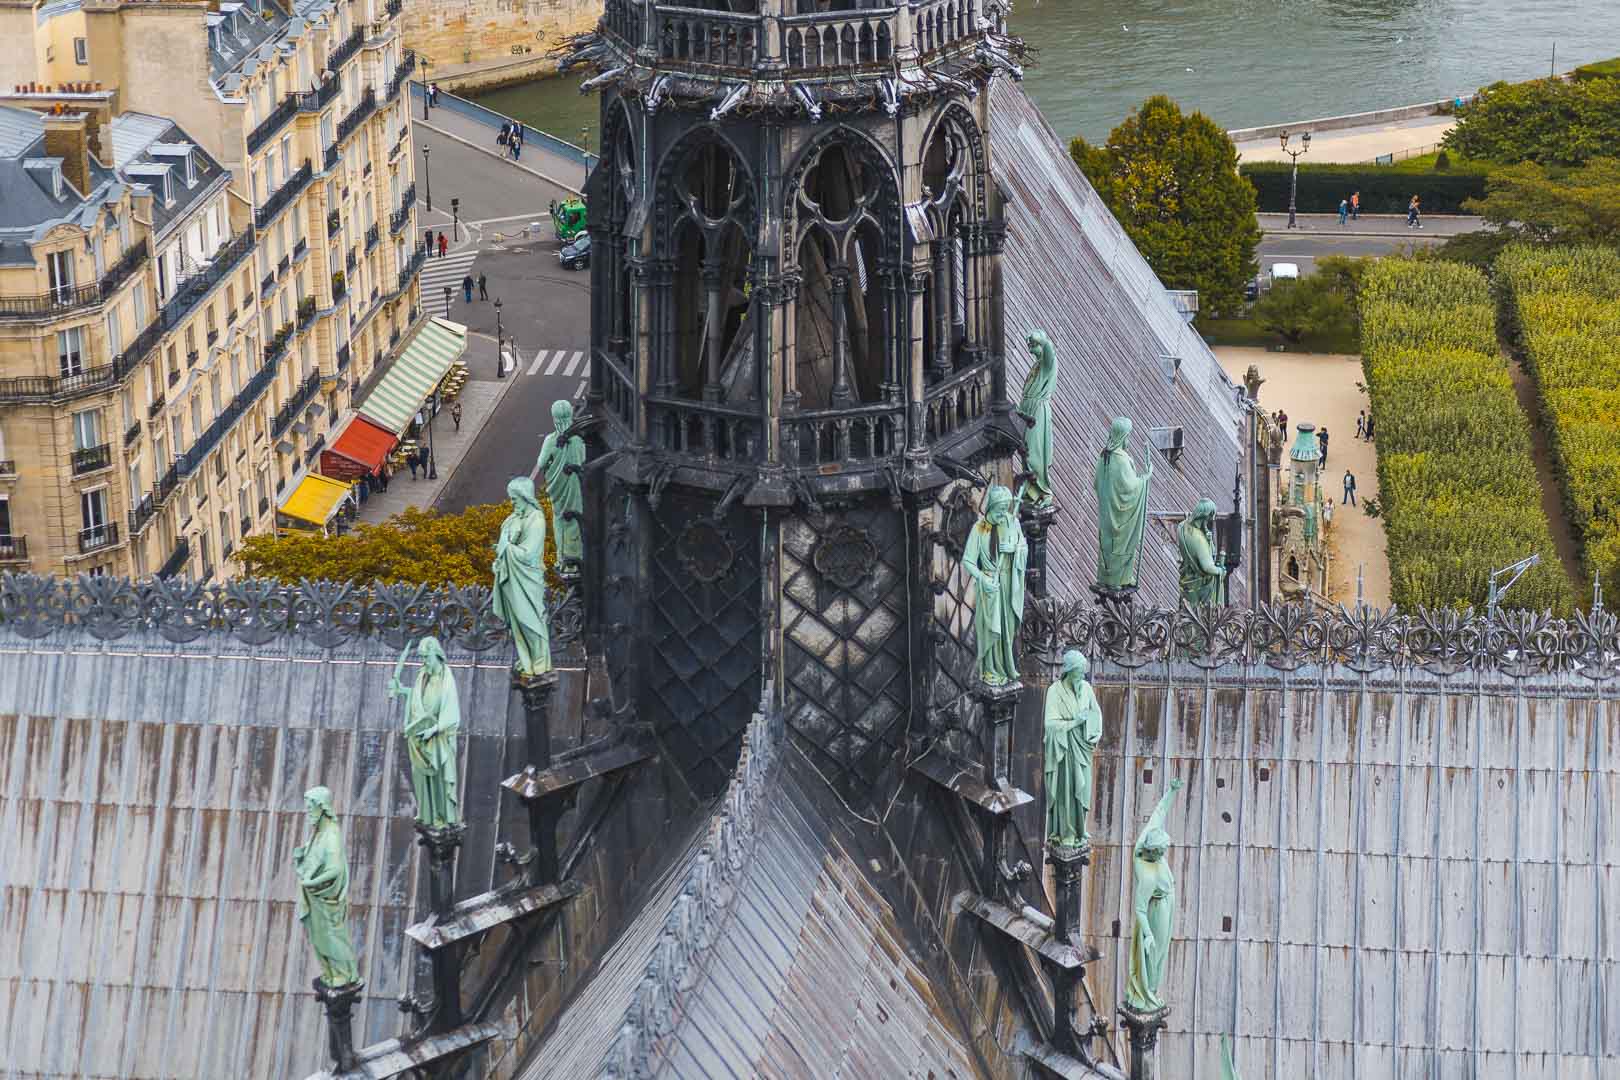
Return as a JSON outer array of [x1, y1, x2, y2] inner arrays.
[[450, 400, 463, 431], [407, 451, 419, 480], [1350, 191, 1360, 220], [1342, 469, 1357, 506], [477, 272, 488, 301], [424, 229, 433, 255], [462, 273, 474, 303], [511, 128, 523, 161], [1355, 410, 1366, 439], [1407, 195, 1422, 228], [438, 232, 448, 258], [1318, 427, 1330, 467], [1278, 409, 1289, 435], [1338, 198, 1349, 226], [429, 82, 440, 107], [1364, 413, 1375, 441]]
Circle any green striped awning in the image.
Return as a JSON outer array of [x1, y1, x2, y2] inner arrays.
[[358, 318, 467, 435]]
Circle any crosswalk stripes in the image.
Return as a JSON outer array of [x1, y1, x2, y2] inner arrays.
[[418, 248, 480, 301], [517, 348, 587, 379]]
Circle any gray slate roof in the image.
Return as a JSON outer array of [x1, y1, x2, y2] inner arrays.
[[108, 113, 228, 239], [990, 79, 1249, 606], [0, 627, 519, 1079]]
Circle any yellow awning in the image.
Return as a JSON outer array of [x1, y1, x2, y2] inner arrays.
[[278, 472, 354, 526]]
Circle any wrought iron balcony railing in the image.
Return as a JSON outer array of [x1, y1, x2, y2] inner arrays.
[[273, 369, 323, 438], [246, 93, 299, 155], [254, 160, 314, 230], [0, 237, 149, 319], [70, 443, 112, 476], [157, 538, 188, 578], [337, 88, 377, 145], [329, 27, 364, 72], [0, 534, 26, 562], [78, 521, 119, 553], [389, 183, 417, 234]]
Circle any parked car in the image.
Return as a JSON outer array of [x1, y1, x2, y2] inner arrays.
[[559, 232, 591, 271], [1269, 262, 1299, 287]]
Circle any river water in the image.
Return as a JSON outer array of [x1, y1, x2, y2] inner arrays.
[[473, 0, 1620, 148]]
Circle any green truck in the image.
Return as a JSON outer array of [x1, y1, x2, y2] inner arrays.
[[550, 198, 587, 242]]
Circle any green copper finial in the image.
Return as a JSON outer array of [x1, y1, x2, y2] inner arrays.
[[1288, 422, 1319, 463]]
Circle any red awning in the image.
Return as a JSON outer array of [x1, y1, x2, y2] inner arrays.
[[321, 416, 397, 480]]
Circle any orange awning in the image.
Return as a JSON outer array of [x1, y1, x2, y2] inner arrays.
[[322, 416, 397, 479]]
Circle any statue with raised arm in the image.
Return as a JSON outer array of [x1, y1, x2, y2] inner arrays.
[[492, 476, 552, 677], [1125, 777, 1183, 1013], [535, 399, 585, 562], [388, 636, 461, 829], [1094, 417, 1153, 594], [293, 786, 360, 988], [962, 484, 1029, 685], [1044, 649, 1103, 848], [1178, 498, 1226, 606], [1018, 330, 1057, 508]]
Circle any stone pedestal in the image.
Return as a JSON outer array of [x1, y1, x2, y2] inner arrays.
[[513, 670, 562, 883], [1019, 499, 1060, 600], [313, 978, 365, 1074], [515, 670, 560, 770], [1088, 581, 1138, 605], [975, 677, 1023, 790], [415, 823, 467, 1031], [1045, 842, 1090, 1057], [1118, 1002, 1171, 1080]]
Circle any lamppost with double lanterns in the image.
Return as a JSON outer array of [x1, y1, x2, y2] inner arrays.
[[420, 58, 432, 121], [494, 297, 505, 379], [1280, 130, 1311, 229], [425, 389, 439, 480], [421, 143, 433, 213]]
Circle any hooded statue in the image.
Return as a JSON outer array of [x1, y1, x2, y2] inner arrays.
[[292, 786, 360, 987], [1094, 417, 1153, 591], [1125, 778, 1184, 1013], [388, 636, 461, 829], [1044, 649, 1103, 847], [1018, 331, 1057, 507], [535, 399, 585, 562], [492, 476, 552, 677], [961, 484, 1029, 685], [1178, 498, 1226, 606]]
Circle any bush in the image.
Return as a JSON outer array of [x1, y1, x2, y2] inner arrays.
[[1239, 162, 1488, 214], [1495, 245, 1620, 597], [1573, 58, 1620, 81], [1250, 272, 1358, 346], [1434, 150, 1451, 171], [1359, 258, 1572, 612], [1442, 77, 1620, 166]]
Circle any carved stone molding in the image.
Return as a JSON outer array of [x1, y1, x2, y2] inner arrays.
[[674, 519, 734, 584], [811, 523, 878, 590]]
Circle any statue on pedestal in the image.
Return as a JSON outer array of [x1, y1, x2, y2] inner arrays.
[[492, 476, 552, 677], [388, 636, 461, 829], [1018, 330, 1057, 508], [1125, 778, 1183, 1013], [962, 484, 1028, 686], [535, 399, 585, 562], [1177, 498, 1226, 606], [1044, 649, 1103, 848], [1094, 417, 1153, 595], [293, 786, 360, 988]]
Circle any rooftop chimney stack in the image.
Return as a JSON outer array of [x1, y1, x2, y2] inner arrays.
[[43, 111, 91, 196]]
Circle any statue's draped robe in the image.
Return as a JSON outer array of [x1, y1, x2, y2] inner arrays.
[[403, 664, 461, 828], [1043, 675, 1102, 846], [1019, 343, 1056, 506], [493, 505, 552, 675], [1178, 519, 1223, 605], [1094, 445, 1152, 589], [295, 817, 359, 987], [536, 431, 585, 561], [1125, 844, 1176, 1012], [963, 513, 1028, 684]]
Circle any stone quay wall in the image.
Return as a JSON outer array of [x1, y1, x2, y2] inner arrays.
[[403, 0, 598, 85]]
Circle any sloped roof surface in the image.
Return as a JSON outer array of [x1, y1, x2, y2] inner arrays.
[[0, 626, 518, 1079], [990, 80, 1248, 605]]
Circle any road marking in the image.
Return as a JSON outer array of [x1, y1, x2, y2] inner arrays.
[[527, 350, 545, 376], [574, 379, 587, 399], [544, 350, 565, 376], [502, 349, 520, 376], [562, 350, 583, 377]]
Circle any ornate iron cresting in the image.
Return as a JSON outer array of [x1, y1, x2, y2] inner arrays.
[[1021, 596, 1620, 680], [601, 699, 783, 1079], [0, 573, 585, 654]]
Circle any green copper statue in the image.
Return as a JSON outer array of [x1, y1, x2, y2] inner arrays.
[[1044, 649, 1103, 847], [388, 636, 461, 829], [1124, 777, 1183, 1013], [1018, 330, 1057, 507], [1220, 1034, 1243, 1080], [1177, 498, 1226, 606], [293, 786, 360, 988], [962, 484, 1029, 685], [492, 476, 552, 677], [535, 399, 585, 562], [1094, 417, 1153, 593]]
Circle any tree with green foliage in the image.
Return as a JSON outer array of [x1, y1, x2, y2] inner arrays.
[[1442, 77, 1620, 166], [1071, 96, 1261, 317], [1250, 277, 1355, 345], [238, 502, 552, 588], [1463, 157, 1620, 246]]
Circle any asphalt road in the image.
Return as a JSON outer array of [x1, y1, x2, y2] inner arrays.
[[1258, 230, 1445, 277]]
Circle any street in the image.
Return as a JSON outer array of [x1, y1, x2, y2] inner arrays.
[[1258, 230, 1442, 277]]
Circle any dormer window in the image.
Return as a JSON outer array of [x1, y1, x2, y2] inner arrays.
[[23, 158, 64, 199]]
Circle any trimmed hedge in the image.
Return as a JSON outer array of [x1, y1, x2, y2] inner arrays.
[[1495, 245, 1620, 592], [1240, 163, 1487, 214], [1573, 58, 1620, 81], [1359, 258, 1572, 612]]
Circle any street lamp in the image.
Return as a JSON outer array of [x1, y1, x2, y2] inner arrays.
[[421, 143, 432, 213], [441, 284, 451, 319], [451, 197, 460, 243], [1279, 130, 1311, 230], [426, 389, 438, 480], [494, 298, 504, 379], [420, 58, 431, 120], [579, 125, 590, 154]]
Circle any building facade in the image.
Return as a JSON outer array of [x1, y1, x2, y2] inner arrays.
[[0, 0, 422, 581]]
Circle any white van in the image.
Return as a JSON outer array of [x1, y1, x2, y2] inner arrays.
[[1269, 262, 1300, 287]]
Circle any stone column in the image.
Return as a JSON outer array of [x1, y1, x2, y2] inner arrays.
[[930, 242, 952, 381], [829, 265, 854, 407], [313, 977, 365, 1074], [780, 272, 802, 466], [904, 269, 930, 460], [973, 678, 1022, 895], [515, 670, 563, 884], [702, 256, 724, 402], [1019, 500, 1060, 600], [1047, 842, 1089, 1056], [416, 823, 466, 1031], [1119, 1004, 1171, 1080]]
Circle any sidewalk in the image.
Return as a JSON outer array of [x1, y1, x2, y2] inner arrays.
[[414, 86, 589, 195], [355, 336, 516, 523], [1236, 115, 1454, 164], [1258, 212, 1482, 237]]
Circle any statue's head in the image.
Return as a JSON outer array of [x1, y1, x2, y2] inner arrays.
[[1060, 649, 1089, 681], [507, 475, 539, 512], [1193, 497, 1218, 528], [1139, 827, 1170, 861], [1106, 416, 1133, 451], [550, 398, 574, 433], [304, 785, 336, 825], [986, 484, 1014, 521], [1025, 329, 1049, 353], [417, 635, 447, 670]]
